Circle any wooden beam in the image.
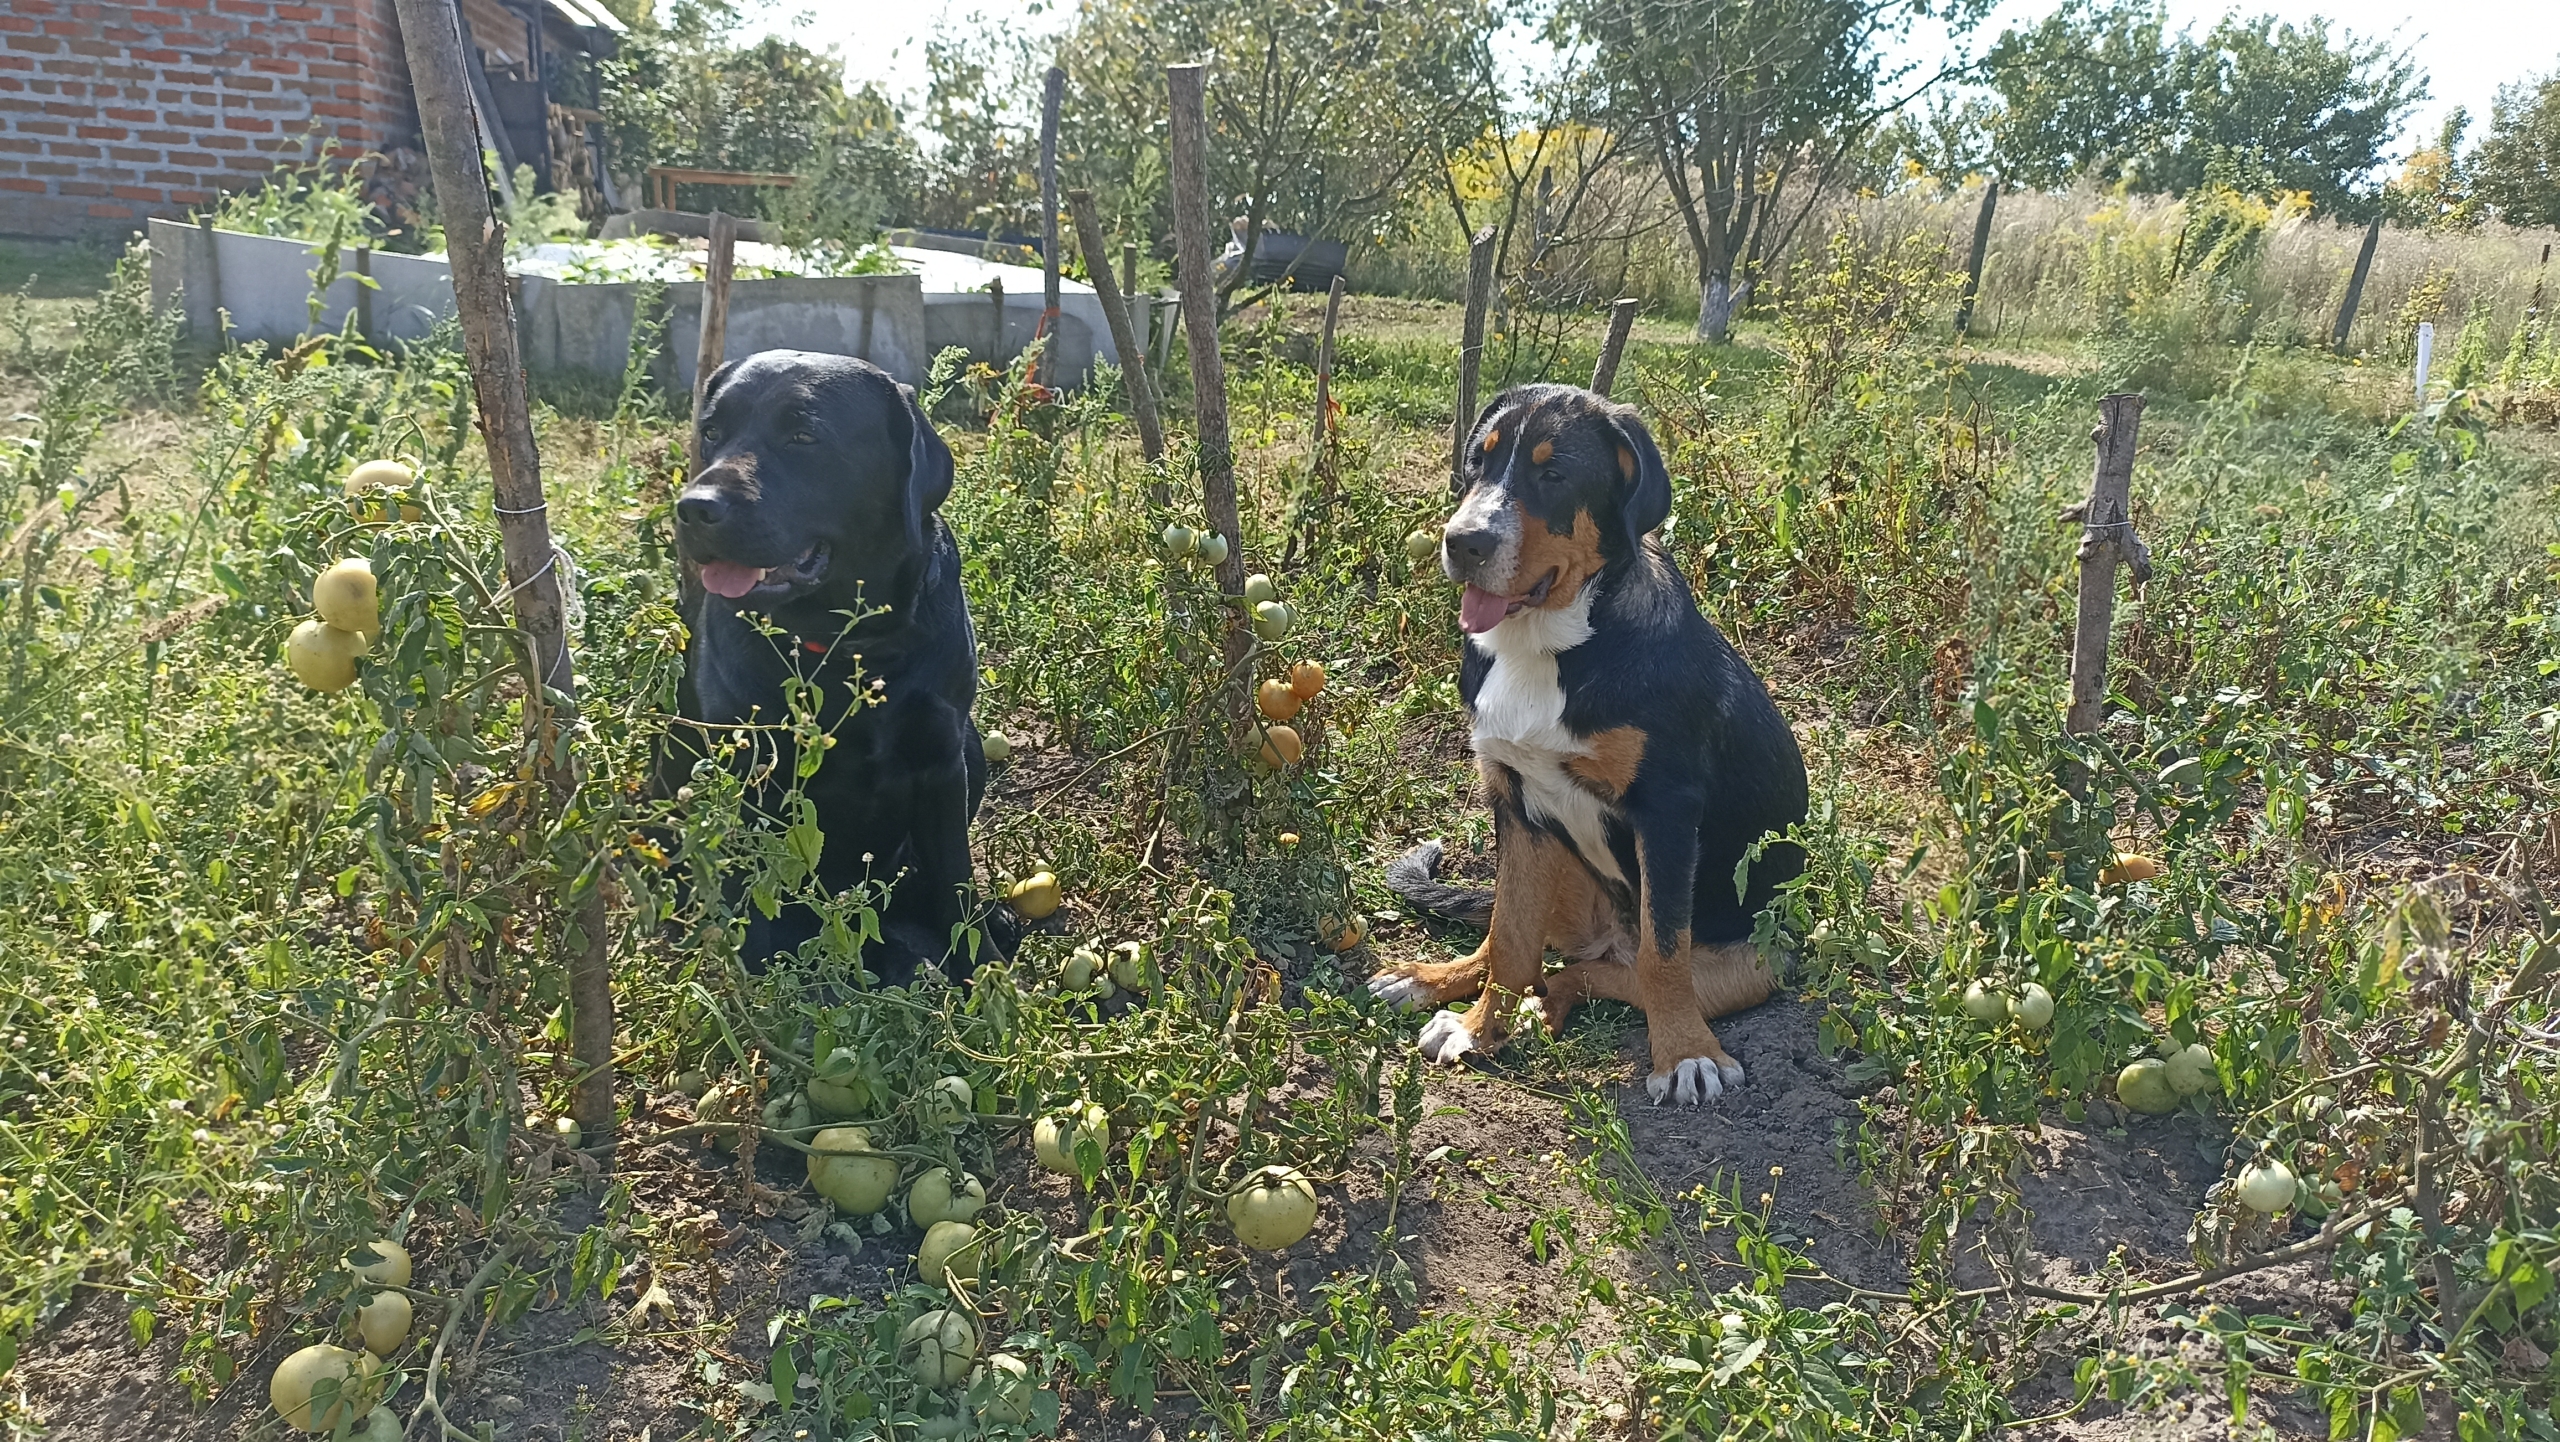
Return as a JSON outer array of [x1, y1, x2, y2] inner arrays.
[[1954, 179, 1999, 337], [392, 0, 615, 1160], [1066, 188, 1164, 467], [2065, 393, 2150, 740], [1591, 296, 1638, 397], [1310, 274, 1345, 463], [2332, 214, 2383, 354], [1453, 225, 1497, 486], [689, 209, 735, 476], [1039, 66, 1064, 341], [1167, 62, 1248, 679]]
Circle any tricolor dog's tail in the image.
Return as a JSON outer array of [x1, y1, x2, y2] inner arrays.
[[1385, 840, 1495, 927]]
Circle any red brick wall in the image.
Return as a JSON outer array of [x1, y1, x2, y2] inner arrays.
[[0, 0, 416, 240]]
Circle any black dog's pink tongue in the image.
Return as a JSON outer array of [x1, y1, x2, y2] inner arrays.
[[698, 560, 766, 599], [1459, 584, 1514, 634]]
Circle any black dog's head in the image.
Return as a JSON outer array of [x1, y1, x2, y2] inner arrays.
[[676, 351, 955, 622], [1441, 383, 1669, 634]]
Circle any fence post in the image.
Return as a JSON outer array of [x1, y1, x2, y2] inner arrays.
[[1453, 225, 1498, 485], [2064, 393, 2150, 742], [1591, 297, 1640, 397], [1039, 64, 1064, 375], [1955, 179, 1999, 337], [1311, 274, 1346, 464], [989, 276, 1005, 366], [1066, 188, 1165, 469], [2332, 215, 2383, 354], [1167, 63, 1250, 690], [391, 0, 615, 1160], [689, 209, 735, 476]]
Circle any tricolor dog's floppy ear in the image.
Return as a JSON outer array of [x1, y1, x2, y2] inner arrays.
[[1454, 393, 1510, 496], [1605, 403, 1671, 549]]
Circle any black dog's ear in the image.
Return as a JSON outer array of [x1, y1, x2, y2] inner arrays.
[[900, 381, 955, 514], [1605, 403, 1672, 548], [1453, 393, 1511, 496], [700, 358, 743, 410]]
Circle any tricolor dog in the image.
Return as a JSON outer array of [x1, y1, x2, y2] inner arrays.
[[1372, 384, 1807, 1104]]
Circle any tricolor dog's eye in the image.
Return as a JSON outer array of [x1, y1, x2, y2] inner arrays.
[[789, 425, 818, 446], [700, 423, 722, 446]]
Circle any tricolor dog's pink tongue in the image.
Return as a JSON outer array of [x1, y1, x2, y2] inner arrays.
[[698, 560, 767, 599], [1459, 584, 1514, 634]]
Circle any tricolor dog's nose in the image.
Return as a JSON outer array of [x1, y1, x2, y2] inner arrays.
[[675, 490, 730, 529], [1442, 524, 1500, 568]]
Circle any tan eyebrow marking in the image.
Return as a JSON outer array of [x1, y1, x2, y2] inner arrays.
[[1616, 445, 1636, 479], [1530, 439, 1554, 465], [1481, 428, 1501, 452]]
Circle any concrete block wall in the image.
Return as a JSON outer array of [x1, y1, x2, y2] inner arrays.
[[0, 0, 413, 239]]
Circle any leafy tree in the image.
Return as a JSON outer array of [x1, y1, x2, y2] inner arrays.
[[2158, 13, 2421, 213], [1977, 0, 2178, 189], [1955, 2, 2420, 215], [1564, 0, 1967, 340], [596, 0, 918, 228], [908, 24, 1048, 236], [2385, 108, 2476, 229], [1059, 0, 1496, 307], [2471, 67, 2560, 228]]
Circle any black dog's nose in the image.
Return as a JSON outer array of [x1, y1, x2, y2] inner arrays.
[[675, 490, 730, 530], [1443, 525, 1499, 568]]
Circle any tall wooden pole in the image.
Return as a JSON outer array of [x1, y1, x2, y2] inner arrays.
[[1066, 188, 1165, 466], [2332, 215, 2383, 354], [1591, 296, 1639, 397], [689, 209, 735, 475], [2065, 393, 2149, 740], [1453, 225, 1497, 486], [1310, 274, 1346, 462], [1167, 63, 1249, 690], [1040, 66, 1064, 344], [1954, 179, 1999, 337], [392, 0, 615, 1158]]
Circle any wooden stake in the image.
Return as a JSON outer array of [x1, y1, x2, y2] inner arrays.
[[989, 275, 1005, 365], [1955, 179, 1999, 337], [2333, 214, 2383, 354], [1066, 187, 1165, 466], [392, 0, 614, 1160], [1591, 296, 1639, 397], [2064, 393, 2150, 740], [1310, 274, 1345, 462], [689, 209, 735, 475], [1453, 225, 1497, 485], [1039, 65, 1064, 344], [1167, 63, 1248, 679]]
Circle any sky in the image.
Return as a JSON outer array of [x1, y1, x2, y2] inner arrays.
[[755, 0, 2560, 166]]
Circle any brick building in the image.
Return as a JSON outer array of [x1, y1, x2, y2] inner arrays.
[[0, 0, 626, 241]]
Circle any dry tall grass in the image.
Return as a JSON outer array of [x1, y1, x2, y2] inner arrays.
[[1352, 170, 2560, 388]]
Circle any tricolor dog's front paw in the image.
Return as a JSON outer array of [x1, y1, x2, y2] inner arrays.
[[1416, 1008, 1479, 1064], [1644, 1054, 1742, 1106], [1367, 968, 1433, 1010]]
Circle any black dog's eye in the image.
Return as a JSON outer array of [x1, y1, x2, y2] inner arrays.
[[700, 423, 721, 447], [790, 428, 818, 446]]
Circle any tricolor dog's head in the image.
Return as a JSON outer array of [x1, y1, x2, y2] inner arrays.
[[1442, 383, 1670, 634]]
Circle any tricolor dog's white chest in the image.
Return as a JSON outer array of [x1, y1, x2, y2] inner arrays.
[[1468, 589, 1625, 885]]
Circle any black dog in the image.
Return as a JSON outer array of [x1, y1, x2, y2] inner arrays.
[[665, 350, 1007, 980], [1371, 383, 1806, 1105]]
